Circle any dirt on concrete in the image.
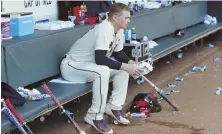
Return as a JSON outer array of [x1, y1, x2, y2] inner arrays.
[[110, 45, 222, 134]]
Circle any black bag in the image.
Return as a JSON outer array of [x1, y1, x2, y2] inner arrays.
[[1, 82, 26, 107], [127, 93, 162, 114]]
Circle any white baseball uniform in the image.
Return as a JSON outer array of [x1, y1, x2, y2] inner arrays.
[[60, 19, 129, 120]]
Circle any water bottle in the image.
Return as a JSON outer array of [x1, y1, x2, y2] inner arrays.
[[168, 0, 173, 6], [130, 113, 146, 118], [141, 0, 145, 9], [216, 87, 222, 95], [79, 7, 85, 25], [131, 27, 136, 40], [124, 29, 128, 40], [201, 65, 207, 72], [125, 28, 131, 43], [128, 28, 132, 40], [124, 29, 129, 43]]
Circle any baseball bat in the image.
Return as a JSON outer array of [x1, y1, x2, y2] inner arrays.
[[5, 98, 34, 134], [41, 82, 86, 134], [2, 100, 27, 134], [141, 76, 180, 111]]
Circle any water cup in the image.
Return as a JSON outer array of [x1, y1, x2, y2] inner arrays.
[[68, 16, 76, 24]]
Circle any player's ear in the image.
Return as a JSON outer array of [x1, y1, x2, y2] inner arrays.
[[112, 15, 118, 22]]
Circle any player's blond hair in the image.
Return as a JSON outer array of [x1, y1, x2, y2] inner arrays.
[[108, 3, 130, 20]]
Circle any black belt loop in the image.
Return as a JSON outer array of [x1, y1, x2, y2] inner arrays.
[[64, 54, 67, 58]]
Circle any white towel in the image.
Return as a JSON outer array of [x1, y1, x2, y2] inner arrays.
[[144, 2, 161, 9], [149, 40, 159, 49], [16, 87, 50, 101], [35, 21, 75, 30]]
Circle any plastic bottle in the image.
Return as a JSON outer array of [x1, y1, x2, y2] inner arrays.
[[175, 77, 183, 81], [124, 29, 128, 40], [216, 87, 222, 95], [137, 77, 144, 84], [130, 113, 146, 118], [127, 28, 132, 41], [141, 0, 145, 9], [79, 6, 85, 25], [131, 27, 136, 40], [201, 65, 207, 72]]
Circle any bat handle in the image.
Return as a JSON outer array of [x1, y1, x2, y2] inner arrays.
[[2, 107, 27, 134], [5, 99, 34, 134], [42, 82, 63, 108], [5, 98, 24, 123], [42, 83, 86, 134]]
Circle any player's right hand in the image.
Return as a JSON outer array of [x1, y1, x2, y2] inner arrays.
[[121, 63, 142, 77]]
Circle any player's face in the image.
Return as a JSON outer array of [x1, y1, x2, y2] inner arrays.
[[116, 10, 130, 29]]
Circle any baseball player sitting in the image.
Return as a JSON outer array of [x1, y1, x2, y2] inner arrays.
[[60, 3, 142, 134]]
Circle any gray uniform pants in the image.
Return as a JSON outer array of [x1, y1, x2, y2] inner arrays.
[[60, 57, 129, 120]]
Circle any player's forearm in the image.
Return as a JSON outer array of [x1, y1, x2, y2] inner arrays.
[[95, 50, 122, 70], [112, 50, 131, 63]]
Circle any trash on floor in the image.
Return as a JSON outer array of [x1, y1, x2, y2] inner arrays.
[[208, 43, 214, 48], [166, 61, 170, 64], [193, 66, 201, 71], [213, 57, 220, 62], [177, 49, 183, 58], [201, 65, 207, 72], [128, 112, 147, 118], [177, 53, 183, 58], [168, 83, 179, 87], [176, 77, 183, 81], [160, 89, 171, 95], [192, 65, 207, 72], [184, 71, 196, 76], [171, 89, 180, 93], [66, 110, 74, 124], [160, 89, 180, 96], [216, 87, 222, 95], [158, 97, 163, 101]]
